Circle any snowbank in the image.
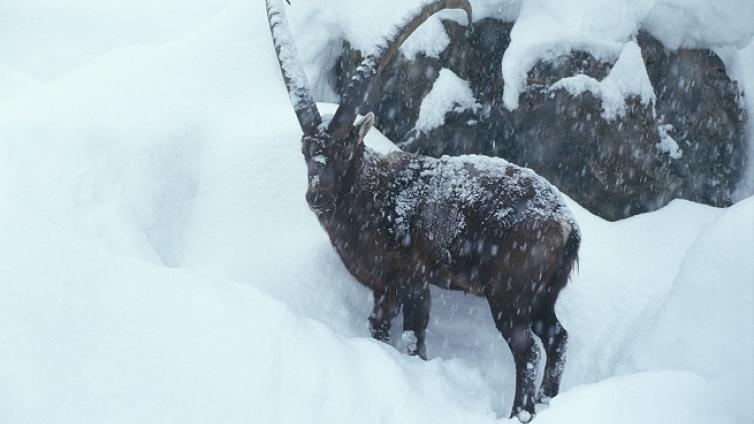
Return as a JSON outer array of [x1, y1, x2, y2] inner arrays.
[[0, 0, 752, 423], [534, 371, 735, 424], [0, 0, 232, 81], [0, 66, 41, 103], [630, 197, 754, 423], [0, 200, 501, 424]]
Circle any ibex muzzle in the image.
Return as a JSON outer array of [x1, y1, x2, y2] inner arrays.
[[266, 1, 580, 421]]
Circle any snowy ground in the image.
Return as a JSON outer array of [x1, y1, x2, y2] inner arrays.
[[1, 1, 753, 423]]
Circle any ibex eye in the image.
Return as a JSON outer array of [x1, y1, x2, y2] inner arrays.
[[306, 144, 320, 157]]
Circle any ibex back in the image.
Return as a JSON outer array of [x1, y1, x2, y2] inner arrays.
[[266, 1, 581, 421]]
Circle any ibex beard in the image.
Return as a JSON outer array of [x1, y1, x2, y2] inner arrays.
[[266, 0, 581, 421]]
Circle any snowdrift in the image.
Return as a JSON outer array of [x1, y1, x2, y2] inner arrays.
[[0, 1, 752, 423]]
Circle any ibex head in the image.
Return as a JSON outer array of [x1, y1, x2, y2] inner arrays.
[[301, 113, 374, 216], [266, 0, 472, 217]]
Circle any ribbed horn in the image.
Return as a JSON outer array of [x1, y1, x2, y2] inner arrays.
[[328, 0, 472, 139], [266, 0, 322, 135]]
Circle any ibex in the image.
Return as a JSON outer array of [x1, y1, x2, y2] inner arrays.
[[266, 0, 580, 421]]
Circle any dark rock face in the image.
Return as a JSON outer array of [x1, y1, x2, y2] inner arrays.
[[336, 41, 442, 142], [335, 19, 747, 220], [639, 32, 747, 208]]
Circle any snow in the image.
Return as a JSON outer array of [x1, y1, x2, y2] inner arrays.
[[287, 0, 459, 60], [548, 41, 656, 119], [0, 66, 42, 103], [630, 197, 754, 424], [643, 0, 754, 50], [0, 0, 752, 423], [600, 41, 656, 107], [415, 68, 481, 133], [656, 124, 683, 159], [732, 40, 754, 200], [0, 0, 233, 81], [402, 330, 420, 355], [534, 371, 736, 424], [0, 200, 498, 424]]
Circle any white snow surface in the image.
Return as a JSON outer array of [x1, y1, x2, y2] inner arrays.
[[0, 1, 753, 423], [656, 124, 683, 159], [630, 197, 754, 424], [0, 0, 234, 81], [415, 68, 481, 133], [0, 66, 42, 103], [732, 40, 754, 200]]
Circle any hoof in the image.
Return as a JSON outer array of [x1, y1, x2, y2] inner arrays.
[[401, 330, 417, 354], [401, 330, 427, 360], [516, 410, 533, 423], [536, 394, 551, 405], [368, 319, 391, 344]]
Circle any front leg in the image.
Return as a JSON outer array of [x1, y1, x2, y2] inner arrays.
[[399, 283, 431, 360], [368, 286, 400, 343]]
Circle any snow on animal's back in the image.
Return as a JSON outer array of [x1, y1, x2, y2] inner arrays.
[[422, 154, 574, 231], [374, 148, 577, 254]]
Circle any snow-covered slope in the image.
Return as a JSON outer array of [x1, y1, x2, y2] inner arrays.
[[630, 197, 754, 423], [0, 199, 499, 423], [0, 1, 752, 423], [0, 0, 233, 81]]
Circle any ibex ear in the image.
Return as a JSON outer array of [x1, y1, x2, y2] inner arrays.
[[357, 112, 374, 140]]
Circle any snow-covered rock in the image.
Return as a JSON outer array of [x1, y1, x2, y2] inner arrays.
[[549, 41, 655, 120], [350, 20, 746, 220], [415, 68, 480, 133]]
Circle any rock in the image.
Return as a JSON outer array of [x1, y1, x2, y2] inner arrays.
[[335, 40, 442, 142], [336, 20, 747, 221], [639, 32, 747, 208]]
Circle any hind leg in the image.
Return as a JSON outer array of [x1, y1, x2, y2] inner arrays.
[[533, 307, 568, 403], [487, 296, 539, 422], [399, 283, 430, 359]]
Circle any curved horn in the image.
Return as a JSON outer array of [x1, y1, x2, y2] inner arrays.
[[328, 0, 472, 138], [266, 0, 322, 135]]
